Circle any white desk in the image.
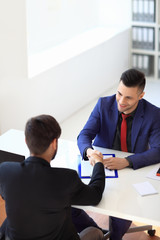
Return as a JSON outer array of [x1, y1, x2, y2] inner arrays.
[[77, 146, 160, 227], [0, 129, 160, 227], [0, 129, 29, 157]]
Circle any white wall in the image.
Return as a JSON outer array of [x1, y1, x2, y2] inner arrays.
[[0, 0, 131, 134], [26, 0, 131, 54], [0, 29, 130, 134], [26, 0, 100, 54], [98, 0, 131, 29], [0, 0, 28, 79]]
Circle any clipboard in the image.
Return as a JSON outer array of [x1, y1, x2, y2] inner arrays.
[[78, 154, 118, 179]]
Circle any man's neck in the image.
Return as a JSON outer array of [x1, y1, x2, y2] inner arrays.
[[30, 153, 51, 163]]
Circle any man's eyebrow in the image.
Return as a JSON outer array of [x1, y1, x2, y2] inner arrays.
[[126, 95, 132, 98], [117, 91, 132, 98], [117, 91, 122, 95]]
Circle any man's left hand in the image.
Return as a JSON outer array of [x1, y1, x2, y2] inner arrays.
[[103, 157, 129, 170]]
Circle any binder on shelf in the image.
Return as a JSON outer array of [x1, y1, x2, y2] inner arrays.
[[131, 0, 158, 79], [144, 0, 149, 22], [148, 28, 154, 50], [132, 0, 138, 21], [132, 54, 141, 71], [137, 27, 143, 48], [132, 54, 154, 76], [132, 27, 141, 49], [132, 27, 138, 48], [132, 0, 155, 22], [138, 0, 144, 21], [143, 55, 149, 75], [132, 26, 155, 50], [148, 0, 155, 22], [138, 54, 143, 69], [143, 27, 148, 49], [132, 54, 137, 68]]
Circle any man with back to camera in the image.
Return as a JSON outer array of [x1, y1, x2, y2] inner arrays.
[[0, 114, 105, 240], [72, 68, 160, 240]]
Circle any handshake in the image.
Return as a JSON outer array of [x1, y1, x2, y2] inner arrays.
[[86, 148, 103, 166], [86, 148, 130, 170]]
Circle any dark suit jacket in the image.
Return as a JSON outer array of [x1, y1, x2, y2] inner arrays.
[[0, 156, 105, 240], [77, 95, 160, 169]]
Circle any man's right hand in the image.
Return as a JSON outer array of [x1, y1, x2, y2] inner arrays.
[[88, 153, 103, 166], [86, 148, 103, 158], [86, 148, 103, 166]]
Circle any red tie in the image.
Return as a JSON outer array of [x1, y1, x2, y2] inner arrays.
[[121, 113, 130, 152]]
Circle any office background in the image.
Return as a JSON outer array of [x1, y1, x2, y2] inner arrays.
[[0, 0, 131, 135], [0, 0, 160, 142], [0, 1, 160, 238]]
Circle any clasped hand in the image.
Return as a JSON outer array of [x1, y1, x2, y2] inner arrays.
[[87, 148, 129, 170], [87, 149, 103, 166]]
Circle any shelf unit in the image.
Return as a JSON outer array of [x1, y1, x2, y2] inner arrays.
[[131, 0, 160, 80]]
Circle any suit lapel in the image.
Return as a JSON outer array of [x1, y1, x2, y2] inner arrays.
[[131, 100, 144, 152], [108, 99, 119, 147]]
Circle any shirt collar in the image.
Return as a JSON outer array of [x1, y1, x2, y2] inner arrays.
[[24, 156, 50, 167], [119, 108, 137, 118]]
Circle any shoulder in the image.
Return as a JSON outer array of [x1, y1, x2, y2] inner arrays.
[[137, 99, 160, 123], [0, 162, 20, 181], [97, 95, 116, 109], [98, 95, 116, 103], [140, 99, 160, 113], [0, 161, 20, 171]]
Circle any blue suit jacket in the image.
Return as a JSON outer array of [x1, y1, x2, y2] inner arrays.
[[77, 95, 160, 169]]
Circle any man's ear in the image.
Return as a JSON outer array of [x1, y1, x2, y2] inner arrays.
[[51, 138, 57, 150], [139, 91, 145, 100]]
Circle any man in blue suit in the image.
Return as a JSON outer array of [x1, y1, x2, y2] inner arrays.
[[75, 68, 160, 240]]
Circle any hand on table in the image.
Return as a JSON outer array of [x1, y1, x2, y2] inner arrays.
[[103, 157, 129, 170]]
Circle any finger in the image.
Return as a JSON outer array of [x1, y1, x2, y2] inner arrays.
[[89, 158, 95, 166], [103, 158, 111, 165], [103, 162, 108, 168], [94, 150, 103, 157]]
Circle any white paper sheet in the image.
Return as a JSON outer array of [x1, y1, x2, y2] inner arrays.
[[133, 181, 158, 196]]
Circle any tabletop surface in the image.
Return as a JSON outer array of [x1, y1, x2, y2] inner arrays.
[[0, 129, 160, 226]]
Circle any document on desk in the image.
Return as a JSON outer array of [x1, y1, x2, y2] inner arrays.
[[133, 181, 158, 196], [78, 154, 118, 178]]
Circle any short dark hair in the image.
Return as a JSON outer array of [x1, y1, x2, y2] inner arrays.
[[120, 68, 146, 92], [25, 114, 61, 155]]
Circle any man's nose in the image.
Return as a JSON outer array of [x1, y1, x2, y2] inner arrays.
[[119, 97, 126, 105]]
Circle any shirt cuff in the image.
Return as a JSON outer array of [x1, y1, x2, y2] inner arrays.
[[83, 147, 93, 160], [125, 157, 133, 168]]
